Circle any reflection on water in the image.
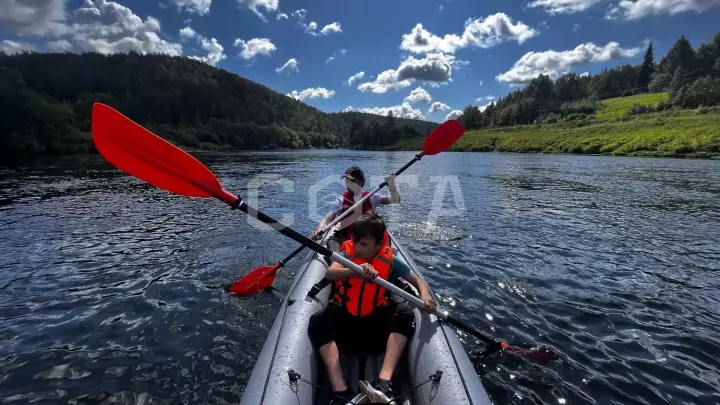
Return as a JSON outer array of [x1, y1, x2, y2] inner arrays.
[[1, 151, 720, 405]]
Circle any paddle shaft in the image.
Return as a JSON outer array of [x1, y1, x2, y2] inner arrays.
[[231, 196, 501, 347], [277, 152, 426, 268]]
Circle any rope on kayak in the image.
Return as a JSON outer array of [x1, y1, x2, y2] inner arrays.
[[287, 369, 443, 404]]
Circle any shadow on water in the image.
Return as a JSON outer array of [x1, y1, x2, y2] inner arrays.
[[1, 151, 720, 404]]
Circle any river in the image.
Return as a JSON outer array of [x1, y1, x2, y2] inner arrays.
[[1, 150, 719, 405]]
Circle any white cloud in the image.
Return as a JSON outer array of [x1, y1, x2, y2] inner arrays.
[[343, 106, 354, 112], [580, 71, 590, 77], [325, 49, 347, 64], [277, 12, 288, 20], [404, 87, 432, 104], [171, 0, 212, 15], [235, 0, 279, 22], [0, 40, 34, 55], [429, 102, 451, 113], [179, 26, 198, 40], [496, 41, 642, 84], [346, 103, 425, 120], [290, 9, 340, 36], [346, 71, 365, 85], [46, 39, 73, 52], [287, 87, 336, 101], [611, 0, 720, 19], [359, 53, 456, 94], [573, 23, 581, 32], [478, 102, 493, 112], [0, 0, 183, 56], [476, 95, 496, 101], [0, 0, 68, 37], [276, 58, 299, 73], [179, 26, 226, 66], [233, 37, 276, 60], [446, 110, 463, 120], [320, 22, 342, 35], [527, 0, 603, 14], [400, 13, 537, 55]]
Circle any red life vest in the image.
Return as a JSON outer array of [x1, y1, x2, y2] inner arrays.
[[338, 190, 374, 240], [333, 240, 393, 317]]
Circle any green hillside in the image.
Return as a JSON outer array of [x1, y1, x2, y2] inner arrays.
[[596, 92, 669, 120], [389, 107, 720, 157], [0, 52, 438, 157]]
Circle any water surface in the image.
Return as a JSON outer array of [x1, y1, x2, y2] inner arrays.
[[1, 151, 719, 404]]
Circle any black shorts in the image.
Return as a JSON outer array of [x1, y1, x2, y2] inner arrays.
[[308, 302, 415, 355]]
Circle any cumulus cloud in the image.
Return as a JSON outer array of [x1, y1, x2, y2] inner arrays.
[[429, 102, 451, 113], [287, 87, 336, 101], [527, 0, 603, 14], [320, 22, 342, 35], [0, 0, 184, 56], [610, 0, 720, 19], [290, 8, 341, 36], [276, 58, 299, 73], [46, 39, 73, 52], [496, 41, 642, 84], [404, 87, 432, 104], [400, 13, 537, 55], [345, 103, 425, 120], [236, 0, 279, 22], [179, 26, 226, 66], [234, 37, 276, 60], [0, 0, 68, 37], [359, 53, 456, 94], [346, 72, 365, 85], [478, 102, 494, 112], [446, 110, 463, 120], [277, 12, 288, 20], [171, 0, 212, 15], [0, 40, 35, 55]]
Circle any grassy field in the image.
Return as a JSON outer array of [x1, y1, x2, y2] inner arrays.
[[595, 92, 669, 120], [390, 108, 720, 157]]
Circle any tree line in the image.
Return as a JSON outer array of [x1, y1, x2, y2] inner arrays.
[[0, 52, 437, 157], [459, 31, 720, 130]]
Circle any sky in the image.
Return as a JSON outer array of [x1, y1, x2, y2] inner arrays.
[[1, 0, 719, 123]]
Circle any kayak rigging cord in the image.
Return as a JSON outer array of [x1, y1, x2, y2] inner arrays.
[[287, 369, 443, 405]]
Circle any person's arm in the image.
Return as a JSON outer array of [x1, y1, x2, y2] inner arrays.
[[393, 257, 436, 313], [327, 260, 378, 282], [310, 197, 341, 239], [379, 175, 400, 205]]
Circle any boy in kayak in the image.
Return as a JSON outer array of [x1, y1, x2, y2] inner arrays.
[[308, 212, 437, 405], [310, 166, 400, 252]]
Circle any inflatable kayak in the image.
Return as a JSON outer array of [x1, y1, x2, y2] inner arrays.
[[239, 230, 494, 405]]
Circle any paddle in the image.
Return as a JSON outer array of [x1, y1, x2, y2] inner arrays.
[[90, 103, 553, 361], [228, 120, 464, 296]]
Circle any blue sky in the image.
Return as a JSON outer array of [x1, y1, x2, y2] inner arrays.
[[1, 0, 719, 122]]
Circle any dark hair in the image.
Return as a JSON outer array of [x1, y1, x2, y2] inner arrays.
[[351, 211, 386, 244]]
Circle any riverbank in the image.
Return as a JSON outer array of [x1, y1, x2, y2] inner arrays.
[[386, 108, 720, 158]]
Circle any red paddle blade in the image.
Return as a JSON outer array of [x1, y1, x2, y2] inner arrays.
[[228, 264, 281, 296], [91, 103, 235, 204], [422, 119, 465, 156]]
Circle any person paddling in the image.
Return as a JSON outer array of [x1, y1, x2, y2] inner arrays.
[[310, 166, 400, 252], [308, 212, 436, 405]]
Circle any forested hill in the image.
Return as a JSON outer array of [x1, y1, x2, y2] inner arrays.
[[0, 52, 438, 156]]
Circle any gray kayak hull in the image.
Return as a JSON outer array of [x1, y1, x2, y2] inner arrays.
[[239, 232, 494, 405]]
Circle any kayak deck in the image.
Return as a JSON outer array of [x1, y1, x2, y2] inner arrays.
[[239, 231, 494, 405]]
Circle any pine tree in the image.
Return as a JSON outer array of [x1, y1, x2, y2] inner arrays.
[[637, 42, 655, 91]]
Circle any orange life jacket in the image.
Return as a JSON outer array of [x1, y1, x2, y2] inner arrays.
[[333, 240, 393, 317]]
